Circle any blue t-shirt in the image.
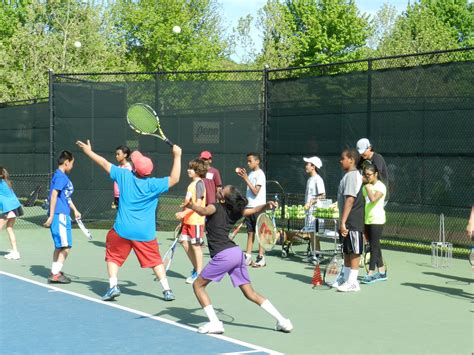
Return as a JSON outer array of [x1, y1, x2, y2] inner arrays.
[[0, 180, 21, 214], [49, 169, 74, 215], [110, 165, 169, 241]]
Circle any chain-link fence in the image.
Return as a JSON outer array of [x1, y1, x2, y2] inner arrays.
[[1, 48, 472, 256]]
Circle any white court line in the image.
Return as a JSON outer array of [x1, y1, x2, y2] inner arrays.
[[0, 271, 282, 355]]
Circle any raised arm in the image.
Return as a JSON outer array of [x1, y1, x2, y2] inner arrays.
[[76, 139, 111, 173], [243, 201, 277, 217], [168, 145, 182, 188], [187, 200, 216, 216]]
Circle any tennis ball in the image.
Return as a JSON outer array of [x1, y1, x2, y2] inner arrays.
[[74, 41, 82, 48], [235, 167, 241, 174], [172, 25, 181, 34]]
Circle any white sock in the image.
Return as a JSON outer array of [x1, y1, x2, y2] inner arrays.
[[159, 277, 170, 291], [343, 266, 351, 281], [203, 305, 220, 324], [51, 262, 63, 275], [260, 299, 286, 324], [109, 277, 118, 288], [349, 269, 359, 283]]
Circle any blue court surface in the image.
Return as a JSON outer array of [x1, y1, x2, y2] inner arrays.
[[0, 272, 278, 354]]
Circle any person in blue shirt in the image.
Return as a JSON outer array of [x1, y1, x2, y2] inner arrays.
[[76, 139, 182, 302], [43, 151, 82, 284], [0, 166, 22, 260]]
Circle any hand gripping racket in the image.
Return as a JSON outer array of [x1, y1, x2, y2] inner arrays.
[[162, 224, 182, 272], [127, 103, 174, 147], [255, 213, 278, 252], [75, 218, 92, 241]]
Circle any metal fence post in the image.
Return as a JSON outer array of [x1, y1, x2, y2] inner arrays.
[[367, 59, 372, 138], [263, 65, 269, 172], [48, 69, 54, 175]]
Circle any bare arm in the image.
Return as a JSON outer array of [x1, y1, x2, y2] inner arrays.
[[168, 145, 182, 188], [187, 201, 217, 216], [339, 196, 355, 237], [68, 200, 81, 219], [365, 184, 383, 203], [76, 139, 111, 173], [467, 206, 474, 239], [237, 169, 261, 196], [243, 201, 277, 217], [43, 190, 58, 227]]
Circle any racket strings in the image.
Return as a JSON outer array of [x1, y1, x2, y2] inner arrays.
[[128, 106, 158, 134]]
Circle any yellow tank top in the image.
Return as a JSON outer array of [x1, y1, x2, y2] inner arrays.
[[184, 179, 206, 225]]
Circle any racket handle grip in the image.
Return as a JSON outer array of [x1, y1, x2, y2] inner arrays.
[[164, 138, 174, 147]]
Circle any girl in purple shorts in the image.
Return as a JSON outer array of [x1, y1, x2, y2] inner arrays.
[[186, 185, 293, 335]]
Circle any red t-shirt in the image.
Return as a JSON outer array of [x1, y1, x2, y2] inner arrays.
[[203, 166, 222, 205]]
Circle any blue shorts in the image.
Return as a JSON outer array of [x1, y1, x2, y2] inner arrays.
[[50, 213, 72, 248]]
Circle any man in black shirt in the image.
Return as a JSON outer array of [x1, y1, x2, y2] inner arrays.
[[357, 138, 390, 201]]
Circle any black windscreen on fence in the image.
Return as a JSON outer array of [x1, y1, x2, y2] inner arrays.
[[0, 99, 49, 174]]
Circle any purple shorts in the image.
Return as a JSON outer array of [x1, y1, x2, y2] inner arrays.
[[200, 246, 251, 287]]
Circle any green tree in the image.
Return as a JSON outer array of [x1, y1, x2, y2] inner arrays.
[[377, 0, 473, 56], [257, 0, 371, 68], [229, 14, 258, 66], [0, 1, 135, 101], [112, 0, 230, 72]]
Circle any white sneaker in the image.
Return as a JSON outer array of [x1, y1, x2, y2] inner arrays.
[[336, 281, 361, 292], [252, 255, 266, 268], [330, 274, 345, 288], [276, 318, 293, 333], [197, 321, 225, 334], [244, 253, 252, 266], [4, 251, 20, 260]]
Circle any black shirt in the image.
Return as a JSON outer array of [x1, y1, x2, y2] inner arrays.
[[205, 203, 240, 258]]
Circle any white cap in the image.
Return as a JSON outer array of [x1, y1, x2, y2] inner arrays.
[[303, 156, 322, 169], [356, 138, 371, 154]]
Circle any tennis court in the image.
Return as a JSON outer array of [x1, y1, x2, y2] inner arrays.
[[1, 228, 472, 354]]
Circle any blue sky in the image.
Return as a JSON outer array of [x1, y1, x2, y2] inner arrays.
[[220, 0, 411, 62]]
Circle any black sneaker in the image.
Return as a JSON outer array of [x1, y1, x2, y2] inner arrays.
[[48, 272, 71, 284]]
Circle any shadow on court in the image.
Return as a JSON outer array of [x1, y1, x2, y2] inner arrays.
[[29, 264, 167, 300], [90, 240, 106, 248], [423, 271, 473, 285], [154, 306, 274, 331], [276, 271, 312, 284], [400, 282, 474, 300]]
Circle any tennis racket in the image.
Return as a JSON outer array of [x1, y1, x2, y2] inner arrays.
[[255, 213, 278, 251], [162, 224, 182, 272], [23, 185, 41, 207], [229, 217, 245, 240], [324, 253, 343, 286], [127, 103, 174, 147], [75, 218, 92, 241]]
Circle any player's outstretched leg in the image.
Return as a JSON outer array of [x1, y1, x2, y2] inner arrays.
[[193, 276, 224, 334], [239, 283, 293, 333]]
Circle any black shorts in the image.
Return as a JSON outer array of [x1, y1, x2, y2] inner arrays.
[[341, 230, 363, 255], [245, 210, 262, 233]]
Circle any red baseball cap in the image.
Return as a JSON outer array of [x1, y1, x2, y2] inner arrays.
[[131, 151, 153, 177], [199, 151, 212, 159]]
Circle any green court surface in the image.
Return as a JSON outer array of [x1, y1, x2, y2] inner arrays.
[[1, 227, 472, 354]]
